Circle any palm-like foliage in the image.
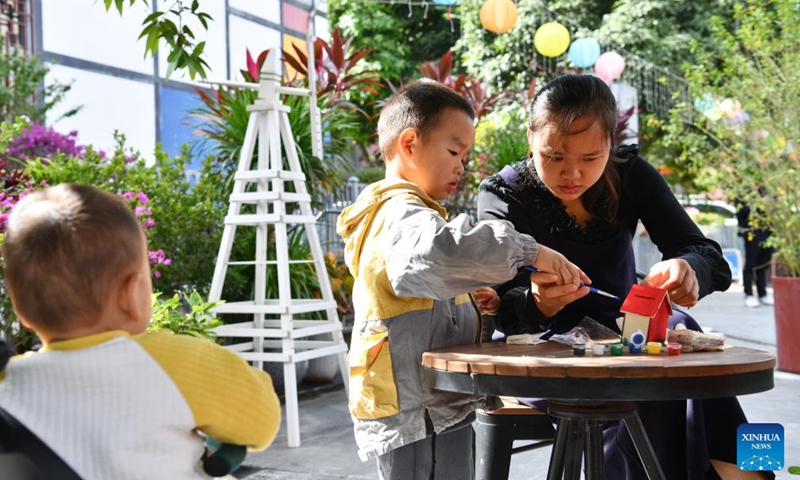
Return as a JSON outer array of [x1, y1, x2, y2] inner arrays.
[[190, 28, 378, 208], [416, 50, 503, 120]]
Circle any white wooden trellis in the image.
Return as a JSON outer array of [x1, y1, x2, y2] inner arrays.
[[207, 44, 349, 449]]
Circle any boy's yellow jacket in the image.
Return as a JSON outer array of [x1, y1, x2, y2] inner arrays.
[[337, 179, 539, 461]]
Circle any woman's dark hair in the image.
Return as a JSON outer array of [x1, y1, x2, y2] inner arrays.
[[528, 74, 624, 221]]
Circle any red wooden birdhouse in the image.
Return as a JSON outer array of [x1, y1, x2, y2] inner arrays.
[[620, 284, 672, 343]]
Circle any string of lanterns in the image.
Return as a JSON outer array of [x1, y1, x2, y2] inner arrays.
[[476, 5, 627, 82], [350, 0, 685, 116], [471, 0, 690, 119]]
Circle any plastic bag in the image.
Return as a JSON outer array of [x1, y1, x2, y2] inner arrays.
[[667, 323, 725, 352], [548, 316, 622, 346]]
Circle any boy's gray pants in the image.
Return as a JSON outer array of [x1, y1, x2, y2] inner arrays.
[[376, 414, 475, 480]]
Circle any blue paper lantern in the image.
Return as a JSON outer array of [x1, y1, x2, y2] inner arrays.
[[693, 93, 714, 113], [433, 0, 458, 5], [568, 38, 601, 68]]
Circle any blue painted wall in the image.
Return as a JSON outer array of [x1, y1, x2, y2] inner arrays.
[[159, 86, 211, 171]]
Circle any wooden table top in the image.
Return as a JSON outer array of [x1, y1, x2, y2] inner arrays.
[[422, 342, 776, 401]]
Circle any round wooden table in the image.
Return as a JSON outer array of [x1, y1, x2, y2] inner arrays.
[[422, 342, 776, 480]]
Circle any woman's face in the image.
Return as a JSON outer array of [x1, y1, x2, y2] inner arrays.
[[528, 116, 611, 208]]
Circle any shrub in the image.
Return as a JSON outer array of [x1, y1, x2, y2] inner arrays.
[[148, 291, 225, 344]]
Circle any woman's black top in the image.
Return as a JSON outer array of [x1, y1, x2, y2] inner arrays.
[[477, 145, 732, 335]]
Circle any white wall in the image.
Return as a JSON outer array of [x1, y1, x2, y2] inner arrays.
[[229, 0, 281, 24], [227, 15, 281, 81], [41, 0, 152, 74], [46, 64, 156, 158], [314, 15, 329, 39], [38, 0, 319, 159]]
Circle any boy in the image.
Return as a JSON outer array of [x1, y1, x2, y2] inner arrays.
[[336, 79, 587, 479], [0, 184, 281, 479]]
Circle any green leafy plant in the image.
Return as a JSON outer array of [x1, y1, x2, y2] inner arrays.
[[23, 133, 228, 294], [354, 164, 385, 184], [0, 48, 77, 124], [148, 291, 224, 343], [102, 0, 212, 79], [662, 0, 800, 277], [683, 207, 728, 227], [454, 0, 734, 95], [281, 29, 382, 107]]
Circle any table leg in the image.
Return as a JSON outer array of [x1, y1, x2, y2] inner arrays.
[[473, 414, 513, 480], [546, 418, 570, 480], [562, 418, 585, 480], [623, 414, 667, 480], [585, 420, 605, 480]]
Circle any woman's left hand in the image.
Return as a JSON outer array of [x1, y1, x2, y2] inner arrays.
[[642, 259, 699, 307]]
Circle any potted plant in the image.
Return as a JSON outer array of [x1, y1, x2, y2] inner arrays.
[[663, 0, 800, 371], [149, 291, 225, 343]]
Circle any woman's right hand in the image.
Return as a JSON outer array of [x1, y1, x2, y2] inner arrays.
[[529, 271, 590, 319]]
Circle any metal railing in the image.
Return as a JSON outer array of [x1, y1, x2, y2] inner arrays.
[[315, 177, 367, 257]]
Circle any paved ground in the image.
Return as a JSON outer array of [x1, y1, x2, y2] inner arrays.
[[236, 284, 800, 479]]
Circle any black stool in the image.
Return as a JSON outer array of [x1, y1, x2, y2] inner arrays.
[[546, 401, 665, 480], [474, 397, 556, 480]]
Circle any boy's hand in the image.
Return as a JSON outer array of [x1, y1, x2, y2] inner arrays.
[[472, 287, 500, 315], [529, 272, 590, 319], [532, 245, 590, 287], [642, 259, 699, 307]]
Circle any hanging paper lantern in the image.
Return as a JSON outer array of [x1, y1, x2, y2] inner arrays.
[[433, 0, 458, 5], [479, 0, 518, 34], [594, 51, 625, 82], [693, 94, 724, 122], [533, 22, 571, 58], [693, 93, 716, 115], [568, 37, 601, 68]]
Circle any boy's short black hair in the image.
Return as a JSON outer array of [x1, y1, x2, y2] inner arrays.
[[3, 183, 145, 332], [377, 79, 475, 160]]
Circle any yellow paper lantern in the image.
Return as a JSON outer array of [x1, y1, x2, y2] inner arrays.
[[533, 22, 571, 58], [479, 0, 519, 34]]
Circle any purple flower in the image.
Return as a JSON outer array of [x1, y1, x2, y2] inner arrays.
[[134, 205, 151, 217], [3, 123, 84, 162], [138, 192, 149, 204], [148, 249, 172, 266]]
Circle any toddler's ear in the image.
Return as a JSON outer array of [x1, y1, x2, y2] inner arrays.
[[118, 272, 147, 325], [398, 128, 420, 160]]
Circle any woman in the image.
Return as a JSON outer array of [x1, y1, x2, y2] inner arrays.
[[477, 74, 769, 480]]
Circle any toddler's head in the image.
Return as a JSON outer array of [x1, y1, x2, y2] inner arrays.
[[4, 184, 152, 343], [378, 79, 476, 200]]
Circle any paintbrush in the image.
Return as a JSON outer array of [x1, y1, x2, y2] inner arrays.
[[523, 266, 621, 301]]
